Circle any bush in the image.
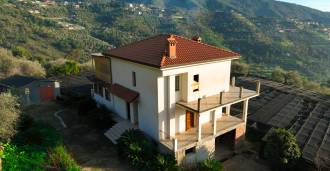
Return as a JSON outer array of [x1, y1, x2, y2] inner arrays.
[[232, 61, 250, 76], [13, 123, 62, 150], [271, 67, 286, 83], [1, 143, 46, 171], [117, 129, 180, 170], [0, 92, 21, 143], [46, 145, 80, 171], [264, 128, 301, 170], [117, 129, 155, 169], [0, 48, 45, 77], [152, 153, 180, 171], [198, 158, 224, 171], [285, 71, 303, 87]]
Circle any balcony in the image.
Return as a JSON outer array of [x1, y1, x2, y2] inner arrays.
[[176, 84, 260, 113], [160, 115, 244, 151]]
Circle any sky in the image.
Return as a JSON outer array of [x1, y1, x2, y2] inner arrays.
[[278, 0, 330, 12]]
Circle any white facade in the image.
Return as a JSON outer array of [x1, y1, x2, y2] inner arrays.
[[93, 57, 234, 142]]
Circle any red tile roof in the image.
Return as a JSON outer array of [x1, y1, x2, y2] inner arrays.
[[110, 83, 139, 103], [104, 34, 240, 68]]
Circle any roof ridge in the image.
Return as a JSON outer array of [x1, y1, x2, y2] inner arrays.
[[172, 34, 240, 56], [107, 34, 168, 51]]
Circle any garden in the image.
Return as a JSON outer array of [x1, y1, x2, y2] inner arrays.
[[0, 92, 80, 171]]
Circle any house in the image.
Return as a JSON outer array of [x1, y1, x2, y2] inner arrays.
[[0, 75, 60, 106], [91, 34, 260, 164]]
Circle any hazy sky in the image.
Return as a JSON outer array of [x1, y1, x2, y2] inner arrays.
[[278, 0, 330, 12]]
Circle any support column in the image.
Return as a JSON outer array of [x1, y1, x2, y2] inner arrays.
[[197, 113, 202, 141], [212, 111, 216, 136], [242, 99, 249, 122], [168, 75, 176, 137], [226, 105, 231, 116]]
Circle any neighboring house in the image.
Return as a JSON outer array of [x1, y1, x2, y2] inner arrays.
[[91, 34, 260, 164], [50, 72, 94, 97], [0, 75, 60, 106]]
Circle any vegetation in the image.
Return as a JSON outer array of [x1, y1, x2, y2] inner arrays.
[[1, 122, 80, 171], [198, 158, 224, 171], [0, 91, 80, 170], [0, 48, 45, 77], [1, 0, 330, 86], [0, 92, 21, 143], [264, 128, 301, 170], [47, 60, 80, 76], [117, 129, 180, 171]]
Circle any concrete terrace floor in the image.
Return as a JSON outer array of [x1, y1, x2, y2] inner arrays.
[[24, 102, 134, 171]]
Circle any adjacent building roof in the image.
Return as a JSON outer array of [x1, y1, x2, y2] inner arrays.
[[104, 34, 240, 68], [110, 84, 139, 103], [236, 77, 330, 169], [0, 75, 43, 88]]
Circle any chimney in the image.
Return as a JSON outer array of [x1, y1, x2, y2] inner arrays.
[[167, 35, 177, 59], [192, 36, 202, 43]]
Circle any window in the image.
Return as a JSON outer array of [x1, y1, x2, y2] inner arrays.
[[175, 75, 180, 91], [132, 71, 136, 87], [185, 147, 196, 155], [105, 88, 111, 101], [193, 74, 199, 92]]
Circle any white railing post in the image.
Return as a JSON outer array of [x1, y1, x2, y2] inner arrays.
[[173, 138, 178, 152], [213, 111, 217, 136], [197, 113, 202, 142], [256, 81, 261, 94], [242, 99, 249, 122]]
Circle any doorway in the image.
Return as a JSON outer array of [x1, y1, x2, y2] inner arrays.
[[215, 130, 235, 160], [126, 102, 131, 121], [186, 111, 195, 130]]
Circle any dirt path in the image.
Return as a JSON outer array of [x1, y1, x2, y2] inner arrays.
[[25, 102, 134, 171], [223, 153, 270, 171]]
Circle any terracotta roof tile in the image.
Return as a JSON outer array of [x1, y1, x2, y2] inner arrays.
[[110, 84, 139, 103], [104, 34, 240, 68]]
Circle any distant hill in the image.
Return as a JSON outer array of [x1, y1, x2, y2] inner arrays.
[[1, 0, 330, 84]]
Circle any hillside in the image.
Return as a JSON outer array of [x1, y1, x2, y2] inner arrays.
[[1, 0, 330, 85]]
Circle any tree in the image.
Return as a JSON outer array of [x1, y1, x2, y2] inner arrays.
[[264, 128, 301, 170], [285, 71, 303, 87], [0, 92, 21, 142], [231, 61, 250, 76], [12, 46, 32, 58], [271, 67, 286, 83]]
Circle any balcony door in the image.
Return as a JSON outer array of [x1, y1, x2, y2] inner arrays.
[[186, 111, 195, 130]]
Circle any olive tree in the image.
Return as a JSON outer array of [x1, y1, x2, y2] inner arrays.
[[264, 128, 301, 170], [0, 92, 21, 142]]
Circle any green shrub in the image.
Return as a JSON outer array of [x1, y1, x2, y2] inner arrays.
[[117, 129, 155, 169], [117, 129, 180, 170], [46, 145, 80, 171], [198, 158, 224, 171], [1, 143, 46, 171], [264, 128, 301, 170], [152, 153, 180, 171], [13, 123, 62, 150]]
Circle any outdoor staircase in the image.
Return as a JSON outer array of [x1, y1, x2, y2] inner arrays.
[[104, 121, 136, 144]]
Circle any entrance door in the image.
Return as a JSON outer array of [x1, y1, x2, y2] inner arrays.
[[186, 111, 195, 130], [126, 102, 131, 121]]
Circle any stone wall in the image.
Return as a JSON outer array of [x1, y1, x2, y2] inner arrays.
[[178, 138, 215, 167], [235, 124, 246, 150]]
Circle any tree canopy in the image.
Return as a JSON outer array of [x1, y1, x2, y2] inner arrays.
[[264, 128, 301, 170]]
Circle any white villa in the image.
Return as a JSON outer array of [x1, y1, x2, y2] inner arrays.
[[91, 34, 260, 163]]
